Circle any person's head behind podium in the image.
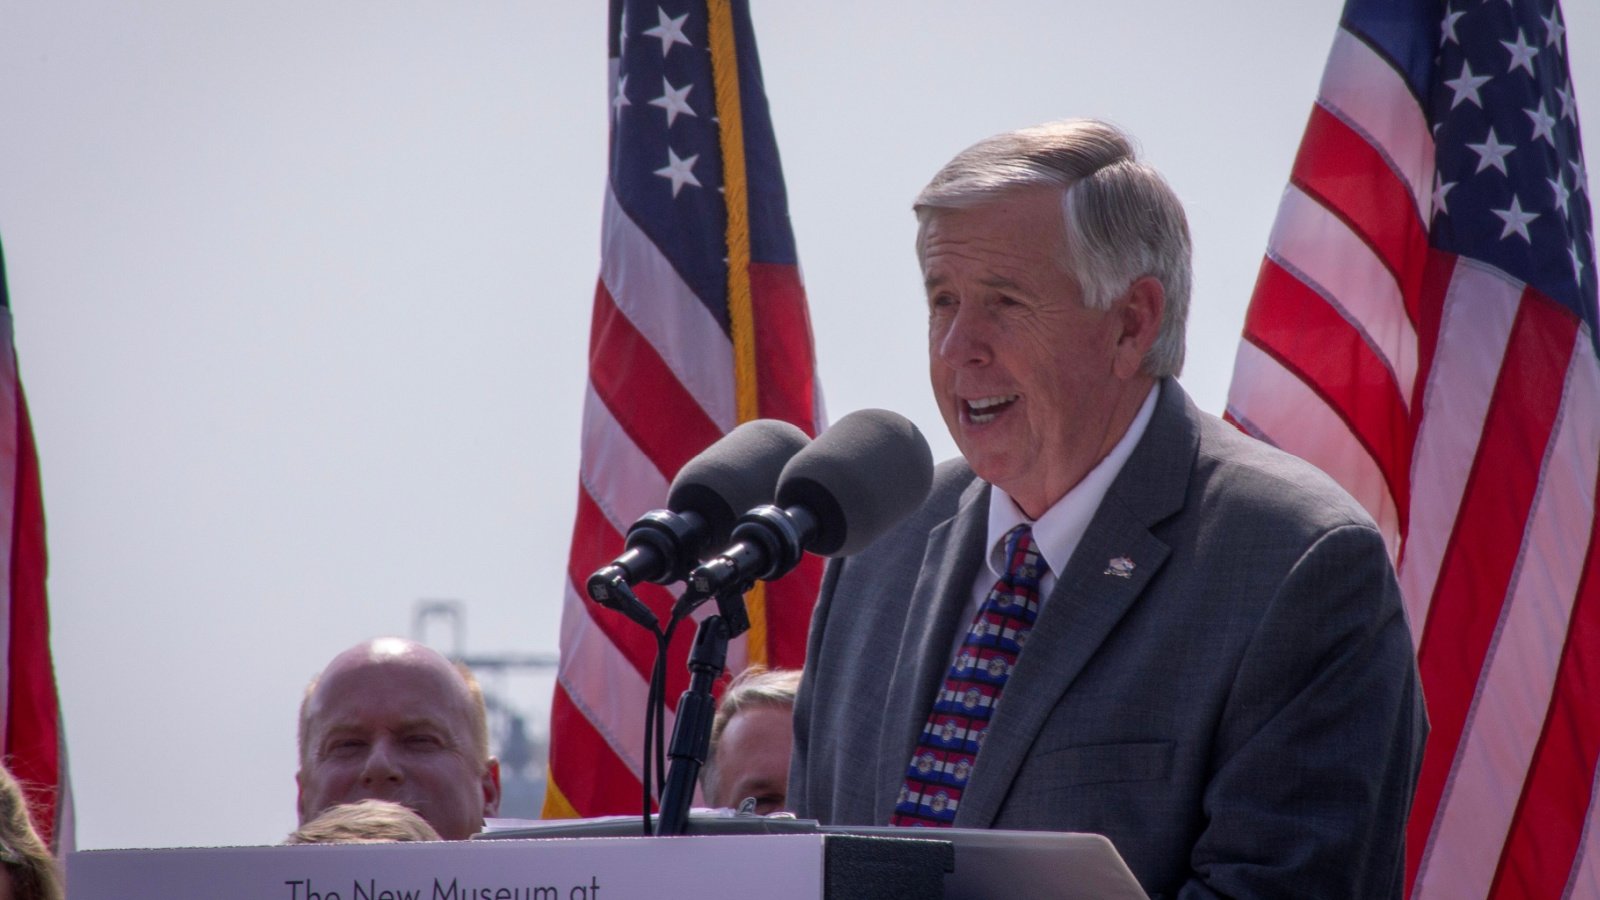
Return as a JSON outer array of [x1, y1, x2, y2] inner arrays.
[[702, 667, 802, 814], [0, 766, 62, 900], [297, 637, 501, 841], [285, 799, 443, 844]]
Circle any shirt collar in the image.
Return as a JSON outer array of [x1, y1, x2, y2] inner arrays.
[[985, 382, 1160, 580]]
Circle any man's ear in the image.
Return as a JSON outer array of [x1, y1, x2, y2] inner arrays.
[[295, 771, 308, 824], [1113, 275, 1165, 379], [481, 757, 503, 818]]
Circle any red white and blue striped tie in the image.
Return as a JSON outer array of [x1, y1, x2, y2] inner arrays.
[[892, 524, 1044, 827]]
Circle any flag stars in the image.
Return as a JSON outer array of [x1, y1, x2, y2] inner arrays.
[[644, 8, 691, 57], [649, 77, 697, 127], [1555, 84, 1577, 123], [1542, 8, 1565, 50], [1492, 195, 1539, 243], [1467, 127, 1516, 175], [1444, 61, 1492, 109], [1525, 99, 1558, 146], [1574, 158, 1590, 194], [1432, 172, 1458, 219], [1440, 6, 1465, 47], [1549, 173, 1572, 219], [1500, 29, 1538, 76], [654, 147, 702, 197], [1571, 243, 1585, 284], [612, 73, 632, 120]]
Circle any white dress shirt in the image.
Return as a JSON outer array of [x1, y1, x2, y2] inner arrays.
[[946, 382, 1159, 663]]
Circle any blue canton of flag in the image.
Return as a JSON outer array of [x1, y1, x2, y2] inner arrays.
[[610, 4, 730, 326], [1427, 0, 1596, 346]]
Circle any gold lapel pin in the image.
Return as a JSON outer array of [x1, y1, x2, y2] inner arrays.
[[1104, 556, 1135, 578]]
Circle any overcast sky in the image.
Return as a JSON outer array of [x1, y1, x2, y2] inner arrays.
[[1, 1, 1595, 850]]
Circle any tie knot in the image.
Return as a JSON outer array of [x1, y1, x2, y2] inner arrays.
[[1002, 524, 1042, 578]]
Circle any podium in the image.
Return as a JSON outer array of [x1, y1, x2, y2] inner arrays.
[[68, 822, 1145, 899], [68, 833, 948, 900]]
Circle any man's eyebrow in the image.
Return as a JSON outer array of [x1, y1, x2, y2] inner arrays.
[[979, 275, 1026, 292]]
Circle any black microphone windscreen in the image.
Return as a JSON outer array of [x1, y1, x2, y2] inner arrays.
[[775, 409, 933, 557], [667, 419, 811, 546]]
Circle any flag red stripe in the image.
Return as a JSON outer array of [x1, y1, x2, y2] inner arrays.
[[1404, 250, 1462, 420], [760, 558, 822, 667], [1242, 257, 1412, 526], [588, 280, 724, 481], [1407, 294, 1579, 883], [1290, 104, 1428, 324], [548, 681, 657, 815], [750, 263, 819, 435], [568, 487, 694, 703], [4, 389, 61, 850], [1488, 473, 1600, 899], [749, 262, 822, 666]]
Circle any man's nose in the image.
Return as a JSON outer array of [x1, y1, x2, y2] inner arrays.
[[359, 739, 404, 786], [935, 302, 992, 368]]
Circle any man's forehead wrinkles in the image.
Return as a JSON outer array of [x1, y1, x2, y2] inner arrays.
[[924, 268, 1033, 292], [326, 713, 451, 731]]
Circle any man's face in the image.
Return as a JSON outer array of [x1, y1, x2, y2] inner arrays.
[[708, 704, 794, 814], [297, 650, 499, 840], [923, 188, 1142, 517]]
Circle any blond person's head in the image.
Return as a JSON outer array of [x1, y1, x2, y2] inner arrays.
[[0, 767, 62, 900], [285, 799, 443, 844]]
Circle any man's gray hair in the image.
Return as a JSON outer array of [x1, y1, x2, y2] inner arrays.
[[914, 118, 1192, 378]]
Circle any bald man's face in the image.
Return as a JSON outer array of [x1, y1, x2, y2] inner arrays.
[[297, 650, 499, 840]]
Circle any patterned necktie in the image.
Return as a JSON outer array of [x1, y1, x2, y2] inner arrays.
[[892, 523, 1045, 827]]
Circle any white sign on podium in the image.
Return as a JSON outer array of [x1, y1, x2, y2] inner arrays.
[[70, 835, 826, 900]]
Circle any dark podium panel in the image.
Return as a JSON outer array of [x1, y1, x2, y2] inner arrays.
[[482, 815, 953, 899]]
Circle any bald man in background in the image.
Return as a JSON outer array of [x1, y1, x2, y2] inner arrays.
[[297, 638, 500, 840]]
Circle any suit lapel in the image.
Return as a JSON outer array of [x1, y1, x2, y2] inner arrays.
[[953, 380, 1200, 827], [873, 474, 990, 823]]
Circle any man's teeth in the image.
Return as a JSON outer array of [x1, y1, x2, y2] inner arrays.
[[967, 394, 1018, 424]]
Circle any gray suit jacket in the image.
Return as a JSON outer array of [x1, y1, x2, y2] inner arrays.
[[791, 380, 1426, 898]]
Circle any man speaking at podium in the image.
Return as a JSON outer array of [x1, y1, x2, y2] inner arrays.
[[789, 120, 1426, 897]]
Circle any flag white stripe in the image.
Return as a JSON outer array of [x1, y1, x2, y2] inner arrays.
[[556, 579, 668, 782], [580, 384, 671, 533], [1317, 28, 1435, 223], [1415, 339, 1600, 899], [1226, 340, 1402, 558], [601, 186, 736, 434], [1398, 259, 1522, 646], [1267, 184, 1419, 405], [1568, 760, 1600, 900]]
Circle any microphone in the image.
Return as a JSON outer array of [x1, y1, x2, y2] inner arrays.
[[681, 409, 933, 609], [586, 419, 811, 629]]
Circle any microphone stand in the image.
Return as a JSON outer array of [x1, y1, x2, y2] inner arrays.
[[655, 584, 752, 836]]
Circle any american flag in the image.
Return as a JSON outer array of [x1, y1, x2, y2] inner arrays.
[[542, 0, 823, 818], [0, 240, 71, 853], [1225, 0, 1597, 895]]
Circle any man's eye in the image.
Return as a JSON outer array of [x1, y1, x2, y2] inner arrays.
[[405, 734, 444, 749], [328, 739, 366, 756]]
